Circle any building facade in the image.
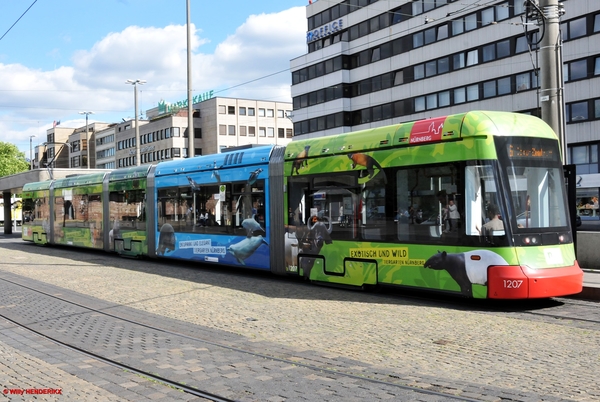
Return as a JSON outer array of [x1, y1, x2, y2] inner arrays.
[[141, 96, 294, 166], [33, 97, 293, 171], [290, 0, 599, 217], [95, 124, 117, 169]]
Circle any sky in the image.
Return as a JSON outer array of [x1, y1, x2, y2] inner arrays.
[[0, 0, 308, 159]]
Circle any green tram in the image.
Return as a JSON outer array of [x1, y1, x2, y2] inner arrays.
[[22, 111, 583, 299]]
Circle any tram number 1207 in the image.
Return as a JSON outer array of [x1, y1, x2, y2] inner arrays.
[[503, 280, 523, 289]]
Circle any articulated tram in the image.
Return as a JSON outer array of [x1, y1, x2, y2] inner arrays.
[[21, 111, 583, 299]]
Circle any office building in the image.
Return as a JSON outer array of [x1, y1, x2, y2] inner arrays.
[[290, 0, 599, 216]]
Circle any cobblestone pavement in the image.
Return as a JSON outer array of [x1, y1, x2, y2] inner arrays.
[[1, 235, 599, 401]]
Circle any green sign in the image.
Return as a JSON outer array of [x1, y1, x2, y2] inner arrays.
[[158, 90, 214, 115]]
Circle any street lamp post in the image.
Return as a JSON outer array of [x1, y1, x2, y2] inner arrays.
[[79, 111, 94, 169], [41, 141, 72, 179], [186, 0, 194, 159], [29, 135, 36, 170], [126, 79, 146, 166]]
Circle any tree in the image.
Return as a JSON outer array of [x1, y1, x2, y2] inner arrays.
[[0, 141, 30, 177]]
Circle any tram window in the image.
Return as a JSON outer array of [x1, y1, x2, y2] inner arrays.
[[35, 198, 48, 222], [232, 181, 265, 236], [158, 182, 238, 235], [507, 166, 567, 229], [157, 187, 188, 233], [361, 171, 389, 241], [109, 189, 146, 233], [396, 164, 462, 244], [22, 199, 33, 224], [465, 164, 507, 241], [291, 174, 360, 241]]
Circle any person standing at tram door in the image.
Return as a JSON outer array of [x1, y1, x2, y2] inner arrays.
[[448, 200, 460, 232], [338, 204, 345, 227]]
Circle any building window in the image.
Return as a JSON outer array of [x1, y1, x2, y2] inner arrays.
[[481, 8, 494, 26], [439, 91, 450, 107], [414, 64, 424, 80], [466, 84, 479, 101], [258, 127, 266, 137], [566, 59, 588, 81], [267, 109, 274, 118], [567, 102, 589, 123], [466, 50, 478, 66], [424, 27, 436, 45], [415, 96, 426, 112], [259, 108, 266, 117], [425, 60, 437, 77], [454, 88, 466, 104], [267, 127, 274, 137], [239, 107, 246, 115], [516, 72, 531, 91], [172, 127, 180, 137], [498, 77, 511, 95], [286, 128, 293, 138], [426, 94, 437, 110], [228, 125, 236, 135], [228, 106, 235, 115], [248, 126, 256, 137], [172, 148, 180, 157], [453, 53, 465, 69], [571, 144, 599, 174], [194, 128, 202, 138], [277, 109, 285, 118], [563, 16, 587, 41], [413, 32, 424, 48], [248, 108, 255, 116], [218, 105, 226, 114], [278, 128, 285, 138], [453, 18, 464, 35], [219, 125, 227, 135], [465, 14, 477, 31], [483, 80, 496, 98]]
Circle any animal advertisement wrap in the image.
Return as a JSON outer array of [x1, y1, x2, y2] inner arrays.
[[156, 224, 270, 270], [283, 228, 522, 298]]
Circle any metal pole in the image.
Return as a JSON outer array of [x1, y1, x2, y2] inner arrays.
[[85, 113, 89, 168], [538, 0, 565, 163], [126, 79, 145, 166], [29, 135, 35, 170], [134, 83, 140, 166], [79, 111, 94, 168], [186, 0, 194, 159]]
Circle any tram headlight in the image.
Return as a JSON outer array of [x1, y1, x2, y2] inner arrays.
[[558, 233, 572, 243], [522, 236, 539, 246]]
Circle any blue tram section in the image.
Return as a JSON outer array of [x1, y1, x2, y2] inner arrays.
[[151, 145, 285, 271]]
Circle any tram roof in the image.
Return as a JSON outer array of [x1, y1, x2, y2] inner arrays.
[[108, 165, 152, 182], [154, 144, 275, 177], [52, 172, 107, 188], [284, 111, 556, 161]]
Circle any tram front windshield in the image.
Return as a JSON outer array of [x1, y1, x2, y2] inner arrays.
[[496, 136, 569, 232]]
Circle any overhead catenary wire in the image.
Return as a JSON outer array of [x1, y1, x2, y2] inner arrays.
[[0, 0, 38, 42]]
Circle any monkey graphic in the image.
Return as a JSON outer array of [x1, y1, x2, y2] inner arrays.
[[348, 153, 387, 183], [291, 145, 310, 175]]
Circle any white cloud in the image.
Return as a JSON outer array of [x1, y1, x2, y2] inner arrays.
[[0, 6, 306, 154]]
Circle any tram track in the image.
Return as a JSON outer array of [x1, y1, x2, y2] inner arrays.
[[0, 275, 480, 402], [0, 312, 229, 402], [371, 284, 600, 329]]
